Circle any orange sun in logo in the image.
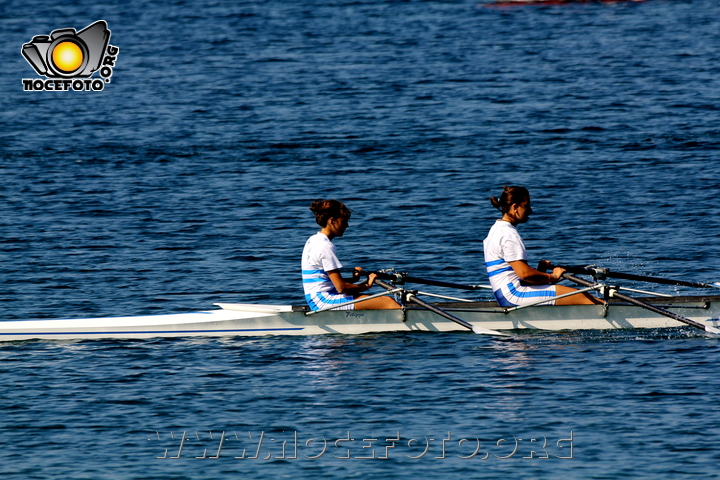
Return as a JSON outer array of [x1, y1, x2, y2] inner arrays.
[[52, 41, 84, 73]]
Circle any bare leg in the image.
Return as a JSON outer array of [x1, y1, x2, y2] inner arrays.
[[354, 295, 401, 310], [555, 285, 604, 305]]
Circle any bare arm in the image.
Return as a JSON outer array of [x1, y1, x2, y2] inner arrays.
[[508, 260, 565, 285], [327, 269, 376, 295]]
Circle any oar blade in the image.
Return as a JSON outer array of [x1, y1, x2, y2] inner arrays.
[[472, 325, 510, 336], [705, 321, 720, 335]]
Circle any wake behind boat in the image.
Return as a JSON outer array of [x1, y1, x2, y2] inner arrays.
[[1, 267, 719, 341]]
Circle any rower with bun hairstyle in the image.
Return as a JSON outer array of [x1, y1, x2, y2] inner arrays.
[[301, 199, 400, 311], [483, 186, 602, 307]]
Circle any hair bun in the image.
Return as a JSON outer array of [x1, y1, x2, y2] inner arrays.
[[490, 186, 529, 214], [309, 199, 351, 227], [309, 199, 325, 214]]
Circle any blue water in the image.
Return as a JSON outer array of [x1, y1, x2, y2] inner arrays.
[[2, 0, 720, 478]]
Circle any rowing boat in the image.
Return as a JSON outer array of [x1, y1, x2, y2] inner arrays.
[[2, 267, 718, 341], [0, 295, 718, 342]]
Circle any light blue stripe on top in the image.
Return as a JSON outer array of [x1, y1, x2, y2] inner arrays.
[[302, 268, 328, 284], [302, 269, 326, 275], [302, 277, 327, 283], [487, 266, 512, 277]]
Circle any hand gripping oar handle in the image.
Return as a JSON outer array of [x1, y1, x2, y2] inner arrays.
[[562, 273, 711, 332], [374, 279, 506, 336], [553, 265, 718, 289]]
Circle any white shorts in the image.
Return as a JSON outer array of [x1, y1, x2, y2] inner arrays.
[[493, 281, 556, 307], [305, 291, 355, 311]]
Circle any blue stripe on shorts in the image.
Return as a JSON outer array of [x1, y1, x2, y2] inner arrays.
[[305, 292, 355, 311]]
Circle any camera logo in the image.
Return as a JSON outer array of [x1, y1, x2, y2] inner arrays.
[[22, 20, 119, 91]]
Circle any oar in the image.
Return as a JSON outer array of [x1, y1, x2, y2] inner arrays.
[[562, 273, 720, 335], [373, 279, 507, 336], [555, 265, 720, 290], [370, 271, 492, 291]]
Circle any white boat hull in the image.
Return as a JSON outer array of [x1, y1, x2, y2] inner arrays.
[[1, 296, 719, 341]]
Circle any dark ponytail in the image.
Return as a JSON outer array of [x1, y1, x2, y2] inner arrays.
[[490, 186, 529, 214], [309, 199, 351, 227]]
